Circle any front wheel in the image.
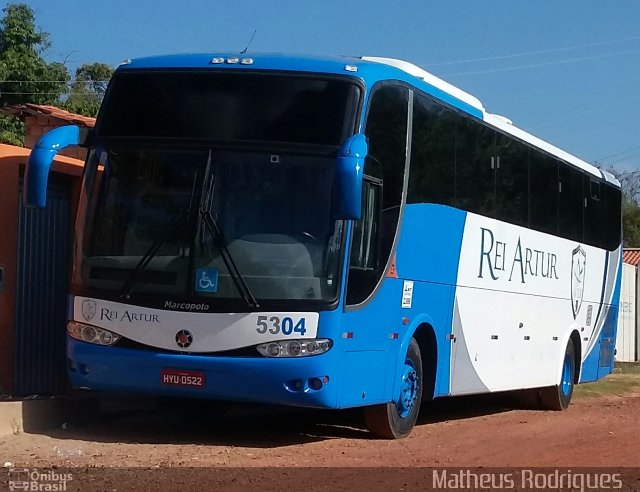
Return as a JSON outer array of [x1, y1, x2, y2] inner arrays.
[[540, 341, 576, 410], [364, 338, 423, 439]]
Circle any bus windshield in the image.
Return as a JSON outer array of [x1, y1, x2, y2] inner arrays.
[[74, 71, 361, 305], [96, 71, 359, 146], [77, 147, 344, 303]]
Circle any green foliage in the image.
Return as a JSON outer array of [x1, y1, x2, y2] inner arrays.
[[0, 4, 113, 142], [622, 195, 640, 247], [0, 113, 23, 145], [0, 3, 70, 144], [63, 63, 113, 117], [0, 4, 69, 106]]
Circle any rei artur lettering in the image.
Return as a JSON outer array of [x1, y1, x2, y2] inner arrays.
[[478, 227, 559, 283]]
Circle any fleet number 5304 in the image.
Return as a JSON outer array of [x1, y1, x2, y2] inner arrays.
[[256, 315, 307, 336]]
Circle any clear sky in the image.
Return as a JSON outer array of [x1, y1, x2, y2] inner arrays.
[[16, 0, 640, 172]]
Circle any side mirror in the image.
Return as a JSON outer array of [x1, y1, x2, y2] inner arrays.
[[335, 133, 368, 220], [24, 125, 82, 208]]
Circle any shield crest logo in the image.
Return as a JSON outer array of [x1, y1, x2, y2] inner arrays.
[[571, 246, 586, 319], [82, 299, 97, 321]]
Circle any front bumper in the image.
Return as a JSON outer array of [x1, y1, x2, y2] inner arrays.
[[67, 337, 339, 408]]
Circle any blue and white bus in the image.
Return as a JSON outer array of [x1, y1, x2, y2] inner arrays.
[[25, 54, 622, 438]]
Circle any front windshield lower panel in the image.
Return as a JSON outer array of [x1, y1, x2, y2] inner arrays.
[[75, 147, 345, 306]]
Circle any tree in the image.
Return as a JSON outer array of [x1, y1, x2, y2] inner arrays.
[[0, 3, 69, 144], [64, 63, 113, 117], [623, 196, 640, 247]]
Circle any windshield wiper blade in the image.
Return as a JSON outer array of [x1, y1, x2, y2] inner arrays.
[[119, 169, 201, 300], [199, 149, 259, 309], [200, 209, 260, 309], [119, 209, 189, 300]]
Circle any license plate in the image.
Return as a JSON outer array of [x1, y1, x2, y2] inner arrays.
[[160, 369, 206, 387]]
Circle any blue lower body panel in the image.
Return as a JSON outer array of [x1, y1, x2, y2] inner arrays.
[[67, 337, 339, 408]]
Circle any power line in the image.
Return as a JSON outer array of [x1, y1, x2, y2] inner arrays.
[[601, 149, 640, 167], [422, 34, 640, 67], [530, 93, 640, 132], [440, 47, 640, 77], [594, 144, 640, 164]]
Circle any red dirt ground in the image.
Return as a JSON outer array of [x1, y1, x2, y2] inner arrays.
[[0, 391, 638, 490]]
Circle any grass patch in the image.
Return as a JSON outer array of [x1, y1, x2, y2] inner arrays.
[[574, 363, 640, 399]]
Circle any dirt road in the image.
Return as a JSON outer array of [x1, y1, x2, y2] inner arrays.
[[1, 390, 638, 469]]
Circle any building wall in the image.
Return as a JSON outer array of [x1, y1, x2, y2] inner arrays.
[[0, 152, 19, 394], [23, 115, 88, 162], [0, 144, 83, 395], [615, 262, 638, 362]]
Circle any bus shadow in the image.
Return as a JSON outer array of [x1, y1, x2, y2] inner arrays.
[[24, 399, 369, 447], [416, 392, 525, 426], [25, 392, 529, 447]]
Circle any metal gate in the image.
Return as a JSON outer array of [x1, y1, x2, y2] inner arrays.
[[14, 180, 71, 396]]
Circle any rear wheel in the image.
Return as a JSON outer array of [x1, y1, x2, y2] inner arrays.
[[541, 341, 576, 410], [364, 338, 422, 439]]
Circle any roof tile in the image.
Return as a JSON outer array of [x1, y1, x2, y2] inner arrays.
[[1, 103, 96, 128], [623, 249, 640, 267]]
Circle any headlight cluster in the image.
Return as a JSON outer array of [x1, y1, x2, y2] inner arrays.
[[67, 321, 120, 346], [256, 338, 333, 358]]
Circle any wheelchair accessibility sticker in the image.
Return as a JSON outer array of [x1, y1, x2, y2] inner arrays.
[[195, 268, 218, 293]]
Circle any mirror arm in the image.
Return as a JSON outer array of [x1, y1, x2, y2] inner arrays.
[[335, 133, 368, 220], [24, 125, 81, 208]]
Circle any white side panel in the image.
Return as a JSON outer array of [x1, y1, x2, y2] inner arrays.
[[451, 213, 612, 394], [615, 263, 637, 362], [73, 297, 318, 353]]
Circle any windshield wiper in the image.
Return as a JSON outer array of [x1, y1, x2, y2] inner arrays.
[[200, 209, 259, 309], [119, 170, 201, 300], [199, 150, 259, 309], [119, 208, 190, 300]]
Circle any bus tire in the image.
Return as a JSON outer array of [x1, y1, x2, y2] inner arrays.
[[364, 338, 422, 439], [540, 341, 576, 410]]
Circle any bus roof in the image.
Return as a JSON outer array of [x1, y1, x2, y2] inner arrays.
[[120, 53, 619, 187]]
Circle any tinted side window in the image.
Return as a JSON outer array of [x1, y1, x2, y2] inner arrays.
[[584, 178, 605, 248], [559, 164, 584, 242], [364, 85, 409, 264], [350, 180, 381, 270], [408, 94, 455, 206], [530, 153, 558, 235], [456, 118, 495, 216], [347, 85, 408, 305], [495, 133, 529, 227], [346, 180, 382, 305], [605, 185, 622, 250]]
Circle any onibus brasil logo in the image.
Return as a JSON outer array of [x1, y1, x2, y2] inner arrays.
[[8, 468, 73, 491]]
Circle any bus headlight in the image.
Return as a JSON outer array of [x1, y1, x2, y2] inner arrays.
[[256, 338, 333, 358], [67, 321, 120, 346]]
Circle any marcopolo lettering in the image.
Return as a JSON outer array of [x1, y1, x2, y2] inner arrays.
[[478, 227, 559, 283], [164, 301, 210, 311], [100, 307, 160, 323]]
